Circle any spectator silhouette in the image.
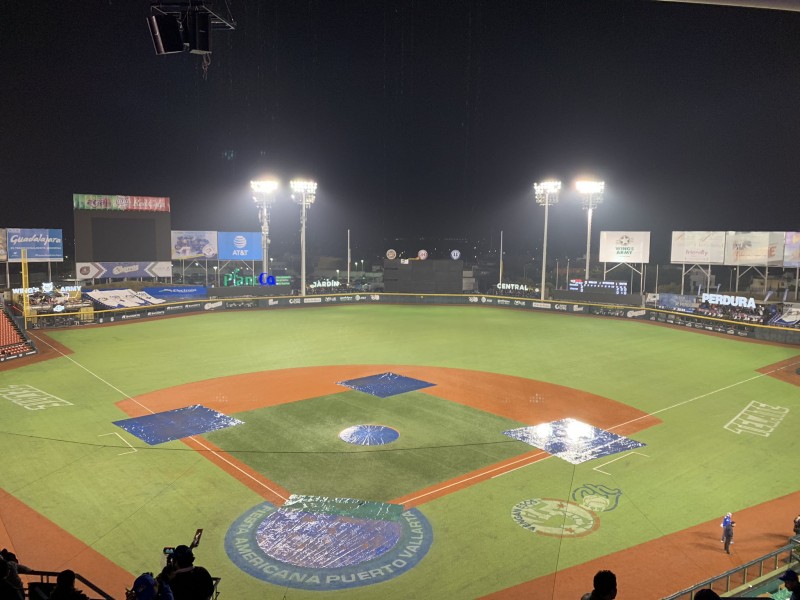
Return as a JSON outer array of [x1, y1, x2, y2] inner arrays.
[[0, 559, 23, 600], [164, 545, 214, 600], [580, 569, 617, 600], [48, 569, 89, 600], [0, 549, 28, 600], [779, 569, 800, 600], [694, 590, 721, 600], [126, 572, 174, 600]]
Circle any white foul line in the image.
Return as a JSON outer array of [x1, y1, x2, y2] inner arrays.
[[98, 432, 137, 456], [593, 451, 649, 475], [29, 331, 289, 502]]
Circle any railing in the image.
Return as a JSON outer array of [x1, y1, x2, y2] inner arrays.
[[663, 541, 799, 599], [24, 570, 114, 600], [23, 571, 221, 599]]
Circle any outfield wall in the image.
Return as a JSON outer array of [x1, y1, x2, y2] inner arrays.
[[22, 292, 800, 346]]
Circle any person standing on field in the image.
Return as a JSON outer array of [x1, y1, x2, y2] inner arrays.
[[721, 512, 732, 542], [723, 520, 735, 554]]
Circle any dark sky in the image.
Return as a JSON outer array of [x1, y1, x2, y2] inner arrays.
[[2, 0, 800, 263]]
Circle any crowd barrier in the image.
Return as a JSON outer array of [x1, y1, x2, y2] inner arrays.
[[23, 292, 800, 346]]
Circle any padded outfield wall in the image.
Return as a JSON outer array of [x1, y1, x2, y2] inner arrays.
[[25, 291, 800, 346]]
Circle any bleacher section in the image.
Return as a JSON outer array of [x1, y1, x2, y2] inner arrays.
[[0, 308, 36, 361]]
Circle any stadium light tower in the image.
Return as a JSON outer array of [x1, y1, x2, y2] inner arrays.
[[534, 180, 561, 300], [251, 179, 279, 278], [290, 179, 317, 296], [575, 180, 605, 280]]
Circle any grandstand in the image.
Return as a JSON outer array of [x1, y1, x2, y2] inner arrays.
[[0, 307, 35, 361]]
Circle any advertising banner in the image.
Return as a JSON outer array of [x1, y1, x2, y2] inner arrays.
[[0, 228, 6, 262], [76, 261, 172, 279], [670, 231, 726, 264], [142, 286, 208, 299], [784, 232, 800, 268], [73, 194, 171, 212], [656, 293, 698, 313], [218, 232, 263, 261], [724, 231, 785, 266], [7, 228, 64, 262], [171, 231, 218, 260], [599, 231, 651, 263]]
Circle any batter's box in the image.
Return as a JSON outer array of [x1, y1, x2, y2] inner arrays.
[[113, 404, 243, 445], [337, 372, 435, 398], [503, 418, 646, 465]]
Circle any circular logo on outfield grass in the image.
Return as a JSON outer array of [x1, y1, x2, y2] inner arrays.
[[226, 500, 433, 590], [511, 498, 597, 537]]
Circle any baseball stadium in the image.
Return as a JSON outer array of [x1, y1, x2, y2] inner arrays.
[[5, 0, 800, 598], [0, 205, 799, 600]]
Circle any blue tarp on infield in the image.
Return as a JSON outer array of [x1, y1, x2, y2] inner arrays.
[[339, 425, 400, 445], [336, 372, 435, 398], [503, 418, 645, 465], [113, 404, 243, 445]]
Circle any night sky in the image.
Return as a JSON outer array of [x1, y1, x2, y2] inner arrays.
[[2, 0, 800, 264]]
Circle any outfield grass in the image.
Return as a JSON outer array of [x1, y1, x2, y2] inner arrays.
[[0, 305, 797, 599]]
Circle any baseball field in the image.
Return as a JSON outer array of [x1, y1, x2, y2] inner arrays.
[[0, 303, 798, 599]]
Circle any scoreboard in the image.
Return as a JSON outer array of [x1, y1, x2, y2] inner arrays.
[[568, 279, 628, 295]]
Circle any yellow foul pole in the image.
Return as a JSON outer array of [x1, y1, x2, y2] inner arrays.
[[21, 249, 29, 330]]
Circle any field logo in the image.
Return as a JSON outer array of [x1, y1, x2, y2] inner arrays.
[[226, 499, 433, 591], [511, 498, 597, 537], [0, 384, 73, 410], [571, 484, 622, 512]]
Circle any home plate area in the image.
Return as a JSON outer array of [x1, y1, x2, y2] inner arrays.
[[224, 496, 433, 591], [113, 370, 646, 591]]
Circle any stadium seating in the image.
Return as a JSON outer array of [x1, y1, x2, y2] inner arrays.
[[0, 307, 34, 359], [0, 310, 24, 346]]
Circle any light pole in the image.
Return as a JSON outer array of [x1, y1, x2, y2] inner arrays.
[[534, 180, 561, 300], [251, 179, 279, 279], [555, 258, 560, 291], [290, 179, 317, 296], [575, 180, 605, 280]]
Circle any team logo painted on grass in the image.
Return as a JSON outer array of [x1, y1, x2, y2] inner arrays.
[[511, 498, 598, 537], [572, 483, 623, 512], [226, 499, 433, 590]]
